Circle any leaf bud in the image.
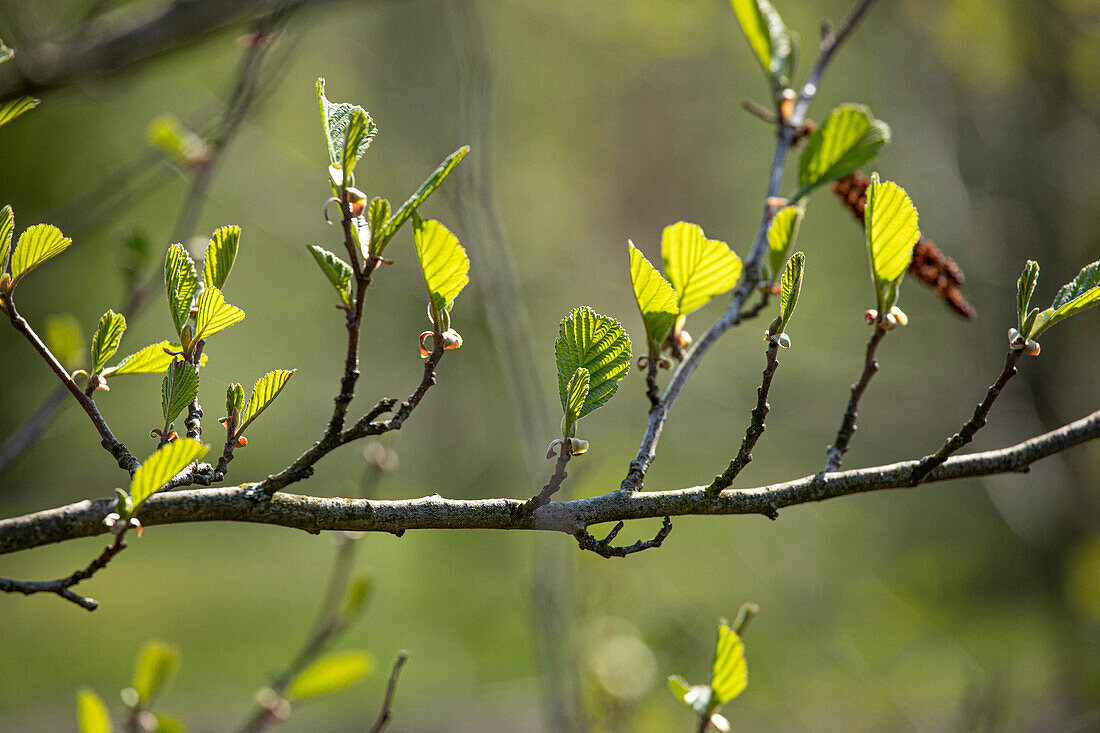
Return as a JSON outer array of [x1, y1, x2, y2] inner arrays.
[[658, 357, 672, 369], [441, 328, 463, 351], [881, 313, 899, 330], [569, 437, 589, 455], [864, 309, 878, 324], [1024, 339, 1041, 356], [888, 306, 908, 327], [180, 324, 194, 351], [546, 439, 563, 459], [236, 435, 249, 447], [779, 88, 796, 122], [675, 330, 692, 350], [346, 187, 368, 218], [1007, 327, 1027, 349], [0, 272, 10, 294], [777, 332, 791, 348], [767, 315, 783, 336]]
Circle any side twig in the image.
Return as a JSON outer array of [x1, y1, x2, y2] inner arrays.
[[522, 439, 573, 514], [0, 530, 127, 611], [574, 516, 673, 558], [824, 326, 886, 472], [368, 652, 410, 733]]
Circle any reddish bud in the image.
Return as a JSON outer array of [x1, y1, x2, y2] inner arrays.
[[236, 435, 248, 447]]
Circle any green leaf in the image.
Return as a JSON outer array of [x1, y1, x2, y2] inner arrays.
[[0, 95, 38, 128], [0, 41, 12, 65], [864, 173, 919, 311], [729, 0, 792, 88], [147, 114, 205, 164], [413, 216, 470, 321], [341, 574, 373, 619], [238, 369, 296, 436], [226, 383, 245, 417], [341, 108, 372, 180], [161, 358, 198, 429], [10, 223, 71, 286], [628, 242, 679, 347], [555, 307, 631, 421], [89, 310, 127, 375], [316, 78, 376, 168], [153, 715, 186, 733], [101, 341, 203, 378], [164, 244, 199, 336], [710, 622, 747, 706], [776, 251, 805, 333], [115, 230, 152, 293], [202, 225, 240, 290], [661, 222, 743, 316], [131, 640, 180, 705], [563, 367, 590, 438], [45, 314, 85, 371], [1031, 260, 1100, 338], [1016, 260, 1039, 335], [307, 244, 353, 309], [668, 675, 712, 716], [287, 652, 373, 702], [129, 438, 209, 510], [765, 205, 803, 284], [367, 197, 390, 251], [375, 146, 470, 254], [193, 287, 245, 341], [76, 689, 112, 733], [0, 205, 12, 270], [795, 105, 891, 200]]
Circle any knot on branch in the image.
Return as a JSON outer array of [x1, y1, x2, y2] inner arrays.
[[573, 516, 672, 558]]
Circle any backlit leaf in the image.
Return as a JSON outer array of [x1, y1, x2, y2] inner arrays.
[[662, 222, 742, 316], [341, 108, 372, 179], [0, 95, 38, 128], [765, 205, 803, 284], [796, 105, 890, 200], [730, 0, 792, 88], [131, 640, 180, 705], [307, 244, 353, 310], [193, 287, 245, 341], [367, 197, 390, 251], [375, 146, 469, 254], [316, 78, 376, 168], [0, 205, 12, 269], [130, 438, 208, 509], [202, 225, 240, 290], [1031, 260, 1100, 337], [864, 174, 919, 310], [563, 367, 590, 438], [164, 244, 199, 336], [76, 689, 111, 733], [413, 216, 469, 319], [710, 622, 747, 705], [147, 114, 205, 163], [237, 369, 295, 436], [1016, 260, 1039, 336], [102, 341, 203, 378], [226, 383, 245, 417], [555, 307, 631, 420], [161, 359, 198, 429], [10, 224, 71, 286], [628, 242, 678, 347], [777, 251, 804, 332], [91, 310, 127, 375], [287, 652, 373, 702]]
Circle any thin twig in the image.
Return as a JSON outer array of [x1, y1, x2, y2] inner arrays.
[[574, 516, 673, 558], [522, 440, 573, 514], [184, 340, 206, 440], [707, 340, 781, 498], [910, 349, 1023, 484], [0, 531, 127, 611], [368, 652, 410, 733], [824, 326, 886, 472]]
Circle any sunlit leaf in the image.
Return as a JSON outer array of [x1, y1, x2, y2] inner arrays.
[[202, 225, 240, 290], [193, 287, 245, 341], [101, 341, 203, 378], [161, 359, 198, 429], [237, 369, 296, 436], [555, 307, 631, 421], [316, 78, 376, 168], [164, 244, 199, 336], [864, 173, 919, 311], [45, 314, 85, 371], [628, 242, 678, 347], [710, 622, 747, 705], [130, 438, 208, 510], [563, 367, 590, 438], [0, 95, 38, 128], [776, 251, 804, 333], [341, 574, 373, 619], [367, 197, 389, 251], [662, 222, 742, 316], [131, 640, 180, 705], [91, 310, 127, 375], [154, 715, 185, 733], [307, 244, 353, 310], [729, 0, 792, 88], [1031, 260, 1100, 338], [10, 224, 71, 286], [76, 689, 111, 733], [341, 108, 372, 179], [226, 382, 245, 418], [796, 105, 890, 200], [375, 146, 469, 254], [413, 216, 469, 319], [287, 652, 373, 702], [0, 205, 12, 270], [1016, 260, 1039, 336], [765, 205, 803, 284]]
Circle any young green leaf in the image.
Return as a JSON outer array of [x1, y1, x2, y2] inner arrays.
[[0, 204, 12, 270], [668, 675, 712, 716], [1030, 260, 1100, 338], [341, 107, 372, 180], [307, 244, 353, 309], [1016, 260, 1039, 335], [226, 382, 245, 417], [374, 146, 470, 254], [864, 173, 919, 312], [161, 358, 198, 430], [661, 222, 743, 316], [563, 367, 591, 438], [316, 78, 376, 169], [555, 307, 631, 421], [287, 652, 374, 702], [153, 715, 185, 733], [101, 341, 202, 378], [765, 205, 803, 284], [131, 640, 180, 705], [776, 251, 805, 333], [795, 105, 891, 200], [45, 314, 86, 371], [129, 438, 209, 510], [76, 689, 111, 733], [710, 622, 747, 706], [628, 242, 679, 347], [91, 310, 127, 375], [729, 0, 792, 89], [202, 225, 240, 290], [193, 287, 245, 341], [10, 224, 71, 286], [164, 244, 199, 336], [0, 95, 38, 128], [341, 574, 373, 619], [237, 369, 296, 436], [413, 216, 469, 320], [367, 197, 390, 251]]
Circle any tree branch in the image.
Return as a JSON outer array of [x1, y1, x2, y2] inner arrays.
[[368, 652, 409, 733], [0, 530, 128, 611], [4, 408, 1096, 557], [824, 325, 887, 472]]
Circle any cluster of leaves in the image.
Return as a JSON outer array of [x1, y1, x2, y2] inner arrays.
[[0, 40, 37, 130]]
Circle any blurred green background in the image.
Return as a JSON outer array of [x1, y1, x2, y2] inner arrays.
[[1, 0, 1098, 730]]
